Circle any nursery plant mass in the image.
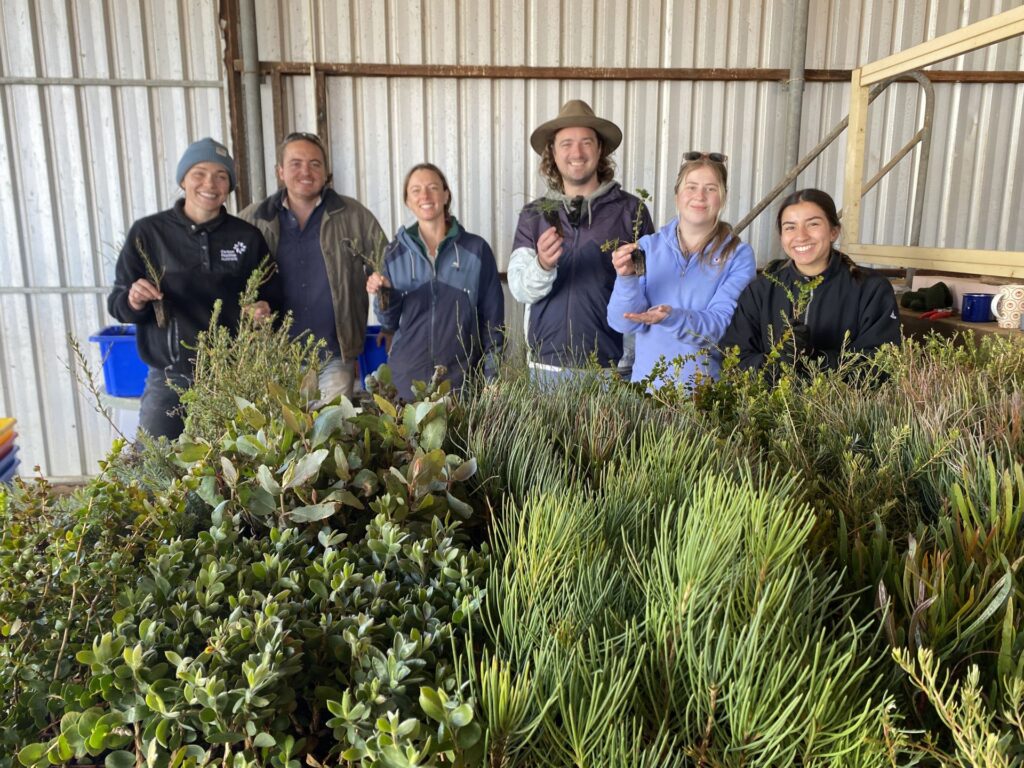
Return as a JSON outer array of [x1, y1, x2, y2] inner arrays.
[[3, 311, 1024, 766]]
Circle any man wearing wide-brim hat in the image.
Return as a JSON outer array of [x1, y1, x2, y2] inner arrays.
[[508, 100, 653, 381]]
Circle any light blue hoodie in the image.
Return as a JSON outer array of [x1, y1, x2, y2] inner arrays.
[[607, 217, 755, 388]]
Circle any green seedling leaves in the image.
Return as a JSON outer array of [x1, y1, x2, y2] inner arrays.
[[288, 502, 339, 523], [282, 449, 329, 489]]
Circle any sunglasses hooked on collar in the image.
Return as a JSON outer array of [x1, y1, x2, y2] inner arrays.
[[682, 151, 728, 164]]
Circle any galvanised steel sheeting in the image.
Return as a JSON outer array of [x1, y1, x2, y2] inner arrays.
[[255, 0, 791, 262], [1, 0, 229, 478], [255, 0, 1023, 262]]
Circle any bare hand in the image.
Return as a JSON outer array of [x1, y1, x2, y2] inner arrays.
[[127, 278, 162, 311], [376, 328, 394, 353], [366, 273, 391, 294], [536, 226, 564, 271], [245, 300, 271, 322], [624, 304, 671, 325], [612, 242, 638, 276]]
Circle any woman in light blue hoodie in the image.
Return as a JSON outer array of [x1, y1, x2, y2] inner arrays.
[[366, 163, 504, 399], [607, 152, 755, 389]]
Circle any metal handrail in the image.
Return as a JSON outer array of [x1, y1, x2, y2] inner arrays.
[[734, 71, 934, 248]]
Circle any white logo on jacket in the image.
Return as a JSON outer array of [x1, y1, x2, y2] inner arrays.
[[220, 242, 248, 262]]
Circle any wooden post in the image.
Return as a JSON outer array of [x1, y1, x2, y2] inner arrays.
[[842, 67, 869, 248]]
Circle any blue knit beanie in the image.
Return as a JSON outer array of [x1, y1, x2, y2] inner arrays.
[[176, 137, 237, 191]]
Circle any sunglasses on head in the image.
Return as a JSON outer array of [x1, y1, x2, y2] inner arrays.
[[682, 151, 727, 164], [282, 131, 326, 149]]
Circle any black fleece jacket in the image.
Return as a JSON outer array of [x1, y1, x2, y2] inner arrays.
[[720, 250, 901, 371], [108, 200, 279, 374]]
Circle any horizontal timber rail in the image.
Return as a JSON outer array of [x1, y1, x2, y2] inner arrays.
[[233, 61, 1024, 84]]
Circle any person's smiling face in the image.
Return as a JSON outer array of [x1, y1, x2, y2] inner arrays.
[[675, 165, 723, 228], [780, 200, 839, 276], [552, 126, 601, 193], [405, 168, 449, 224], [277, 139, 327, 204], [181, 162, 230, 222]]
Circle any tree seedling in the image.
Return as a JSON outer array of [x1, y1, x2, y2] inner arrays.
[[136, 237, 167, 327], [601, 188, 651, 276], [532, 197, 565, 238], [355, 232, 392, 310]]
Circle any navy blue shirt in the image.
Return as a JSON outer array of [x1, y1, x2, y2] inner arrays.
[[276, 200, 340, 358]]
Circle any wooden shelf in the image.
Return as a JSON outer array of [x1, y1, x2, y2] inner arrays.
[[899, 306, 1021, 342]]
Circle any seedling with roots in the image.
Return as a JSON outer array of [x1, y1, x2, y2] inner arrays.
[[600, 188, 651, 276], [532, 197, 565, 238], [135, 238, 167, 328], [353, 232, 392, 310]]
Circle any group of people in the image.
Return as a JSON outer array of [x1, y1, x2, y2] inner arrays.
[[109, 100, 903, 440]]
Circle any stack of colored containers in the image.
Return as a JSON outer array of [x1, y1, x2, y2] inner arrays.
[[0, 418, 18, 484]]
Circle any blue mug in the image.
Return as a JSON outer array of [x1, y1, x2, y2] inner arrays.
[[961, 293, 994, 322]]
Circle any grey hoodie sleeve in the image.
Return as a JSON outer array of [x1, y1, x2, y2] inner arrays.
[[508, 247, 556, 304]]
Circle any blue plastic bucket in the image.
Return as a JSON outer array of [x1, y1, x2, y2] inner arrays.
[[359, 325, 389, 387], [88, 325, 147, 397]]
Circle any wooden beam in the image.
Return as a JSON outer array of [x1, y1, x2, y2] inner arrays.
[[271, 69, 285, 154], [849, 244, 1024, 279], [315, 69, 328, 145], [842, 67, 868, 247], [860, 6, 1024, 85], [233, 61, 1024, 84], [220, 0, 250, 206]]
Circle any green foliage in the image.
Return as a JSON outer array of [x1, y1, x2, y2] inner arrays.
[[448, 331, 1024, 763], [7, 374, 488, 766], [895, 647, 1024, 766], [0, 444, 196, 766], [600, 187, 651, 256], [479, 451, 908, 764], [7, 315, 1024, 765], [179, 294, 325, 444]]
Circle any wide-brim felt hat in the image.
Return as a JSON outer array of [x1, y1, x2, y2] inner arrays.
[[530, 99, 622, 156]]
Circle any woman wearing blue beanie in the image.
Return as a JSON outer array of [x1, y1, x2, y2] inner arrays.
[[107, 138, 280, 439]]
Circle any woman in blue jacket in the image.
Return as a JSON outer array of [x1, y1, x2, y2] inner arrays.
[[607, 152, 755, 388], [366, 163, 504, 399]]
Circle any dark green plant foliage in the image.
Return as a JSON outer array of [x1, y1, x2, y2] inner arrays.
[[6, 326, 1024, 765], [0, 444, 198, 764], [4, 375, 488, 766]]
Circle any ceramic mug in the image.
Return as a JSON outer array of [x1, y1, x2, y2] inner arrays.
[[991, 284, 1024, 329], [961, 293, 995, 323]]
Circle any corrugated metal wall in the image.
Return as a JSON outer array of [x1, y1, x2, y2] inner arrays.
[[1, 0, 1022, 478], [0, 0, 230, 478], [255, 0, 1023, 259]]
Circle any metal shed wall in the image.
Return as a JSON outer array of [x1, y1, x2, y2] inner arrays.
[[1, 0, 1022, 478], [255, 0, 1023, 260], [1, 0, 230, 478]]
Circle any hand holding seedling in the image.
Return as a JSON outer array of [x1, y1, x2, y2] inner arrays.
[[244, 300, 271, 322], [536, 226, 564, 271], [611, 242, 639, 276], [366, 272, 391, 294], [127, 278, 163, 311], [624, 304, 671, 325]]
